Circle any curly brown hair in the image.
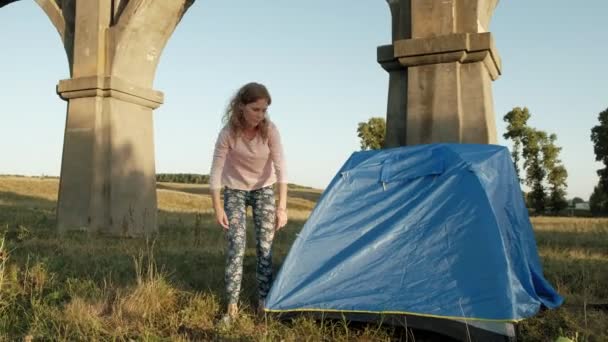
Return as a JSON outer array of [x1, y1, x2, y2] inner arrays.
[[223, 82, 272, 141]]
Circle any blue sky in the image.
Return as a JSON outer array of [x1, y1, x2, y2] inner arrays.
[[0, 0, 606, 199]]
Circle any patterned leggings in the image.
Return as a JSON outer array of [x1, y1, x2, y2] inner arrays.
[[223, 185, 276, 305]]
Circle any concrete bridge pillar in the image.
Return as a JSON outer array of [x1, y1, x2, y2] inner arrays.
[[36, 0, 194, 236], [379, 0, 502, 147]]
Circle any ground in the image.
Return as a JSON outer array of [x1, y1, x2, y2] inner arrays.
[[0, 176, 606, 341]]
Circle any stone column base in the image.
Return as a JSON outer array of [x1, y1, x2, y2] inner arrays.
[[56, 76, 162, 236]]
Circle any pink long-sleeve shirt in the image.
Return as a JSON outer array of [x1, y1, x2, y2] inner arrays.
[[209, 122, 287, 191]]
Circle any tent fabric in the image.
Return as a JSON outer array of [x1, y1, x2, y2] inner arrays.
[[265, 143, 562, 322]]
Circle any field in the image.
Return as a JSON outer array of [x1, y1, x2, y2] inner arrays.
[[0, 176, 606, 341]]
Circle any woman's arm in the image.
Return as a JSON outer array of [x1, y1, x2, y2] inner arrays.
[[210, 128, 230, 229], [275, 182, 288, 230], [269, 123, 288, 230], [276, 182, 287, 210], [211, 188, 229, 229]]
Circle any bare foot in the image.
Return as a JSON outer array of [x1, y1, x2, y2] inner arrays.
[[220, 303, 238, 327], [227, 303, 238, 317]]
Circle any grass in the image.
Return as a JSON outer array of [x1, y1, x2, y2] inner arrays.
[[0, 175, 606, 341], [518, 217, 608, 341]]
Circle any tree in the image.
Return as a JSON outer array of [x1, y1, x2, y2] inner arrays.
[[503, 107, 531, 182], [503, 107, 569, 214], [357, 117, 386, 150], [522, 128, 547, 214], [589, 185, 608, 215], [156, 173, 209, 184], [571, 197, 584, 205], [547, 165, 568, 213], [542, 134, 568, 213], [590, 107, 608, 214]]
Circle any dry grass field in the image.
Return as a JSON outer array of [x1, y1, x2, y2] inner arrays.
[[0, 176, 606, 341]]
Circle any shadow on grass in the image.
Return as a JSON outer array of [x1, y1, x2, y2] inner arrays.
[[157, 183, 210, 195], [286, 188, 323, 203], [157, 182, 324, 203], [0, 191, 57, 241], [1, 190, 305, 308]]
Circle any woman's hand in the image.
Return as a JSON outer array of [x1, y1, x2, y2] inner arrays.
[[211, 189, 229, 230], [215, 207, 229, 230], [275, 208, 288, 231]]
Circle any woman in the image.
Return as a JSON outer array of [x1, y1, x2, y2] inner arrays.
[[209, 82, 288, 323]]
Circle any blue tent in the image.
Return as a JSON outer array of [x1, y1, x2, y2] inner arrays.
[[265, 143, 562, 338]]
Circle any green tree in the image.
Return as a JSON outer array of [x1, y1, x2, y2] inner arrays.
[[541, 134, 568, 213], [357, 117, 386, 150], [589, 185, 608, 215], [571, 197, 584, 205], [156, 173, 209, 184], [503, 107, 569, 214], [547, 165, 568, 213], [503, 107, 531, 182], [522, 128, 547, 214], [590, 107, 608, 214]]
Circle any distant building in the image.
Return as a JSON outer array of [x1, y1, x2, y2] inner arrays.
[[575, 202, 591, 211]]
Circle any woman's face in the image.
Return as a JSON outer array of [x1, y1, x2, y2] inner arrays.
[[241, 98, 269, 128]]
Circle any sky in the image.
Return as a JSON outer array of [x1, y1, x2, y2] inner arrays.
[[0, 0, 606, 199]]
